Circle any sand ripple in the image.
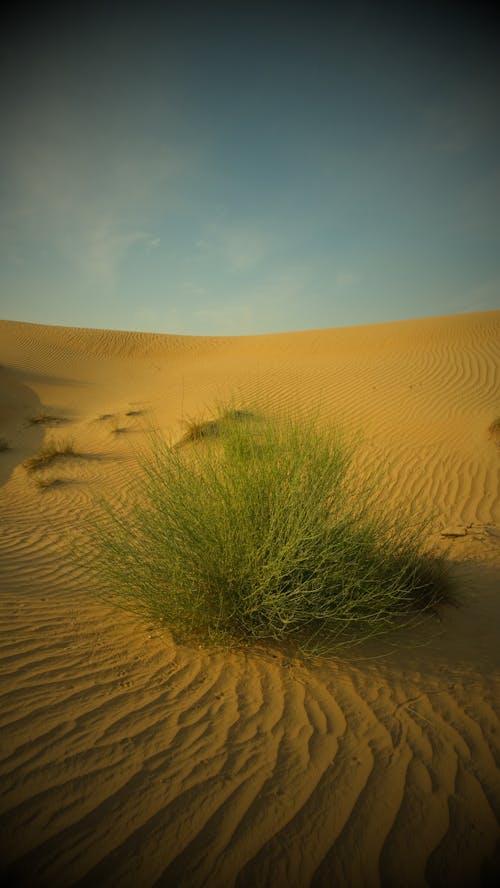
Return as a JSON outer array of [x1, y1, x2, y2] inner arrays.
[[0, 311, 499, 885], [1, 583, 498, 886]]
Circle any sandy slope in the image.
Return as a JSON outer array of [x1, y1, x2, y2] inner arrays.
[[0, 310, 499, 887]]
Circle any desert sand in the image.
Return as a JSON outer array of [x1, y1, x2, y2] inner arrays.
[[0, 310, 499, 887]]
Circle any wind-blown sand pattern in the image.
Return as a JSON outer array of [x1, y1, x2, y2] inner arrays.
[[0, 311, 499, 887]]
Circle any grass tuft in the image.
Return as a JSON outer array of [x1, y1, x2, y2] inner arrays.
[[110, 420, 128, 435], [35, 476, 64, 491], [86, 404, 450, 654], [174, 416, 219, 447], [0, 438, 10, 452], [24, 438, 77, 472], [173, 407, 253, 450], [28, 412, 65, 425], [488, 417, 500, 436]]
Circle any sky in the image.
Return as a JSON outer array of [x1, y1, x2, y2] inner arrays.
[[1, 1, 499, 336]]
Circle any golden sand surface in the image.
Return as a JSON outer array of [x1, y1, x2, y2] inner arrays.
[[0, 311, 499, 886]]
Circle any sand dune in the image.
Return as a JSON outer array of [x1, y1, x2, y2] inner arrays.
[[0, 311, 499, 886]]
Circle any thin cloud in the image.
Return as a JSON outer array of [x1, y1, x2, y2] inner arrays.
[[197, 223, 273, 271], [461, 276, 500, 312], [131, 304, 183, 333], [193, 302, 255, 335], [182, 281, 208, 299], [335, 271, 360, 289], [1, 116, 196, 289], [79, 224, 153, 290]]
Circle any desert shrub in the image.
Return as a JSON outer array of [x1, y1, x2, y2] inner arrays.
[[87, 404, 448, 653], [28, 413, 65, 425], [24, 438, 77, 471], [35, 476, 64, 490]]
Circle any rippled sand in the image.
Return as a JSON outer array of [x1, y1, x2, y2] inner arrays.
[[0, 311, 499, 886]]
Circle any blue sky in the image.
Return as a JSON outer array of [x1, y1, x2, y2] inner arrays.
[[1, 1, 499, 335]]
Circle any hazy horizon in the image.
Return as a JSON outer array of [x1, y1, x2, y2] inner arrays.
[[1, 2, 499, 335], [1, 306, 497, 340]]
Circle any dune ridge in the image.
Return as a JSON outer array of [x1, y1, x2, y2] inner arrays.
[[0, 310, 499, 886]]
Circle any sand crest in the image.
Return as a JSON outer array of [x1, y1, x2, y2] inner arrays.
[[0, 311, 499, 886]]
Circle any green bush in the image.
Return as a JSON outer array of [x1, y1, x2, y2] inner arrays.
[[87, 404, 448, 653]]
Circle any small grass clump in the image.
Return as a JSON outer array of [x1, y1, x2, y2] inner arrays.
[[35, 476, 64, 491], [110, 420, 128, 435], [174, 416, 219, 447], [0, 438, 10, 452], [28, 412, 65, 425], [173, 409, 251, 449], [24, 438, 77, 472], [488, 417, 500, 436], [87, 404, 449, 654]]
